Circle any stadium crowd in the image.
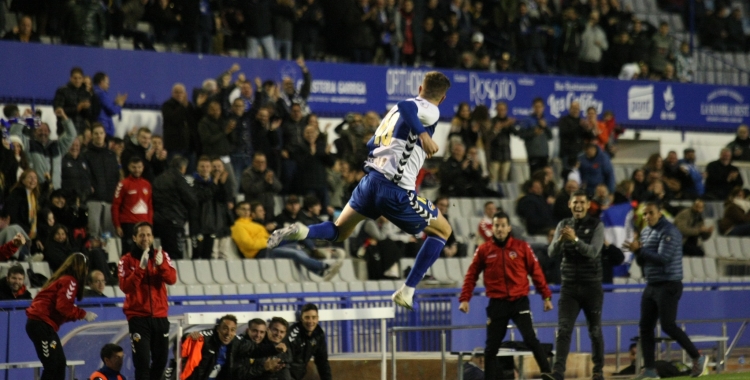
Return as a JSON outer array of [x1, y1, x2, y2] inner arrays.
[[2, 0, 749, 80]]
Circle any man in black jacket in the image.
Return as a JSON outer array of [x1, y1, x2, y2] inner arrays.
[[558, 101, 594, 175], [122, 127, 161, 183], [85, 123, 120, 238], [153, 155, 198, 259], [183, 314, 242, 380], [244, 0, 277, 59], [545, 190, 605, 380], [0, 264, 31, 300], [199, 101, 236, 158], [242, 153, 283, 223], [190, 156, 233, 260], [233, 317, 291, 379], [287, 304, 332, 380], [53, 67, 92, 134], [516, 179, 556, 236], [162, 84, 200, 171], [704, 148, 743, 200]]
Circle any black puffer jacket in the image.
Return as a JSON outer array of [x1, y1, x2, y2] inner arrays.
[[189, 175, 232, 237], [153, 168, 198, 226], [244, 0, 273, 37], [61, 153, 92, 201], [549, 215, 605, 284], [53, 82, 92, 133], [287, 323, 332, 380], [198, 116, 234, 157], [84, 144, 120, 202], [232, 338, 292, 379], [61, 0, 106, 47], [121, 139, 156, 183], [161, 98, 200, 153]]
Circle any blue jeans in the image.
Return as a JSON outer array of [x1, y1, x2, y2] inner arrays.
[[247, 35, 277, 59], [231, 153, 253, 193], [260, 247, 325, 275], [276, 39, 292, 60]]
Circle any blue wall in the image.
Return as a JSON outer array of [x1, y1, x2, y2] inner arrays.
[[2, 41, 749, 130], [2, 288, 749, 379]]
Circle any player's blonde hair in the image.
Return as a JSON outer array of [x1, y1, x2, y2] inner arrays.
[[421, 72, 451, 102]]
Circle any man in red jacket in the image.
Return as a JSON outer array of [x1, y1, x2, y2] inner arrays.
[[112, 156, 153, 255], [460, 211, 553, 380], [118, 221, 177, 380]]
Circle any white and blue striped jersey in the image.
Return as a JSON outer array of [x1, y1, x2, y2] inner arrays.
[[364, 97, 440, 190]]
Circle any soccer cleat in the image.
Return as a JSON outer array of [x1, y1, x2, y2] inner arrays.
[[631, 368, 660, 380], [267, 223, 308, 249], [391, 288, 414, 310], [322, 260, 343, 281], [691, 355, 708, 377]]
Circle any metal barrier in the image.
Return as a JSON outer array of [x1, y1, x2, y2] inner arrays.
[[388, 318, 750, 380]]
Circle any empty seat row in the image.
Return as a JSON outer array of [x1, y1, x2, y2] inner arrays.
[[703, 237, 750, 260], [174, 258, 358, 286]]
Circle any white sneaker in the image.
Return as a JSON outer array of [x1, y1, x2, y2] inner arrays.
[[267, 223, 309, 249], [391, 288, 414, 310], [322, 260, 343, 281]]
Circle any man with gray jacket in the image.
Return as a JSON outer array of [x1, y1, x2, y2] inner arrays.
[[545, 190, 605, 380], [623, 202, 708, 380], [578, 10, 608, 77], [519, 97, 552, 175]]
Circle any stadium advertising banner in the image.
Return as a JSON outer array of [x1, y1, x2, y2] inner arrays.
[[2, 41, 748, 129]]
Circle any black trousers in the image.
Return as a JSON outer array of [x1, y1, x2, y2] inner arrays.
[[553, 282, 605, 375], [640, 281, 701, 368], [192, 234, 215, 260], [26, 319, 66, 380], [129, 316, 170, 380], [153, 221, 185, 259], [485, 297, 551, 379], [121, 222, 136, 256]]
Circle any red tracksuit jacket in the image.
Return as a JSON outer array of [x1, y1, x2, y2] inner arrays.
[[460, 236, 552, 303], [26, 275, 87, 331], [111, 176, 153, 228], [118, 248, 177, 320]]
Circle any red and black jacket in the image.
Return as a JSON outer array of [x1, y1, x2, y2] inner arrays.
[[26, 275, 86, 331], [118, 247, 177, 320]]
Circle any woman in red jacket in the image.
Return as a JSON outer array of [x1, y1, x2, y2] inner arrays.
[[26, 252, 98, 379]]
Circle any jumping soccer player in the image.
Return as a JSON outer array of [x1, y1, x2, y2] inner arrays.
[[268, 71, 452, 309]]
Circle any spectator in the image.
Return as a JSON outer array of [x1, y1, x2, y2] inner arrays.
[[83, 269, 108, 297], [726, 7, 747, 52], [347, 0, 378, 63], [630, 19, 652, 64], [679, 148, 705, 197], [84, 123, 120, 239], [719, 187, 750, 236], [0, 210, 28, 256], [121, 127, 158, 182], [148, 0, 182, 49], [558, 7, 584, 75], [242, 153, 282, 222], [631, 169, 649, 202], [558, 101, 593, 174], [727, 125, 750, 162], [44, 224, 74, 273], [60, 0, 106, 47], [478, 201, 497, 243], [517, 179, 556, 236], [118, 222, 176, 380], [150, 135, 168, 177], [6, 170, 40, 238], [460, 211, 554, 380], [229, 98, 255, 191], [358, 217, 411, 279], [548, 190, 606, 380], [439, 142, 485, 197], [280, 103, 308, 192], [554, 179, 580, 223], [434, 31, 461, 68], [2, 15, 40, 42], [162, 83, 200, 169], [675, 42, 696, 83], [230, 202, 341, 279], [704, 148, 743, 201], [244, 0, 277, 59], [272, 0, 295, 60], [622, 202, 708, 380], [61, 139, 91, 203], [514, 1, 550, 73], [294, 0, 325, 60], [399, 0, 417, 65], [650, 22, 675, 75], [25, 254, 97, 379], [287, 304, 333, 380], [180, 314, 242, 379], [280, 61, 312, 118], [578, 10, 608, 76], [190, 156, 234, 260], [293, 125, 334, 209], [275, 195, 302, 227], [11, 107, 77, 191], [663, 150, 696, 200], [92, 72, 127, 138], [152, 155, 198, 260], [434, 196, 464, 258], [485, 102, 517, 183], [251, 107, 282, 173], [89, 344, 125, 380], [112, 156, 153, 255], [298, 195, 325, 226], [578, 144, 615, 197], [675, 199, 713, 257], [49, 190, 87, 248], [198, 101, 236, 160], [0, 264, 30, 300], [588, 184, 612, 218], [519, 98, 552, 175], [420, 17, 439, 63], [606, 30, 634, 76], [532, 228, 562, 285]]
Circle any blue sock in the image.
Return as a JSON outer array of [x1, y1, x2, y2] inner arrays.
[[405, 236, 446, 287], [306, 221, 340, 242]]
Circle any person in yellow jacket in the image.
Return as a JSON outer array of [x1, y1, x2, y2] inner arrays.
[[90, 344, 126, 380], [231, 201, 342, 280]]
